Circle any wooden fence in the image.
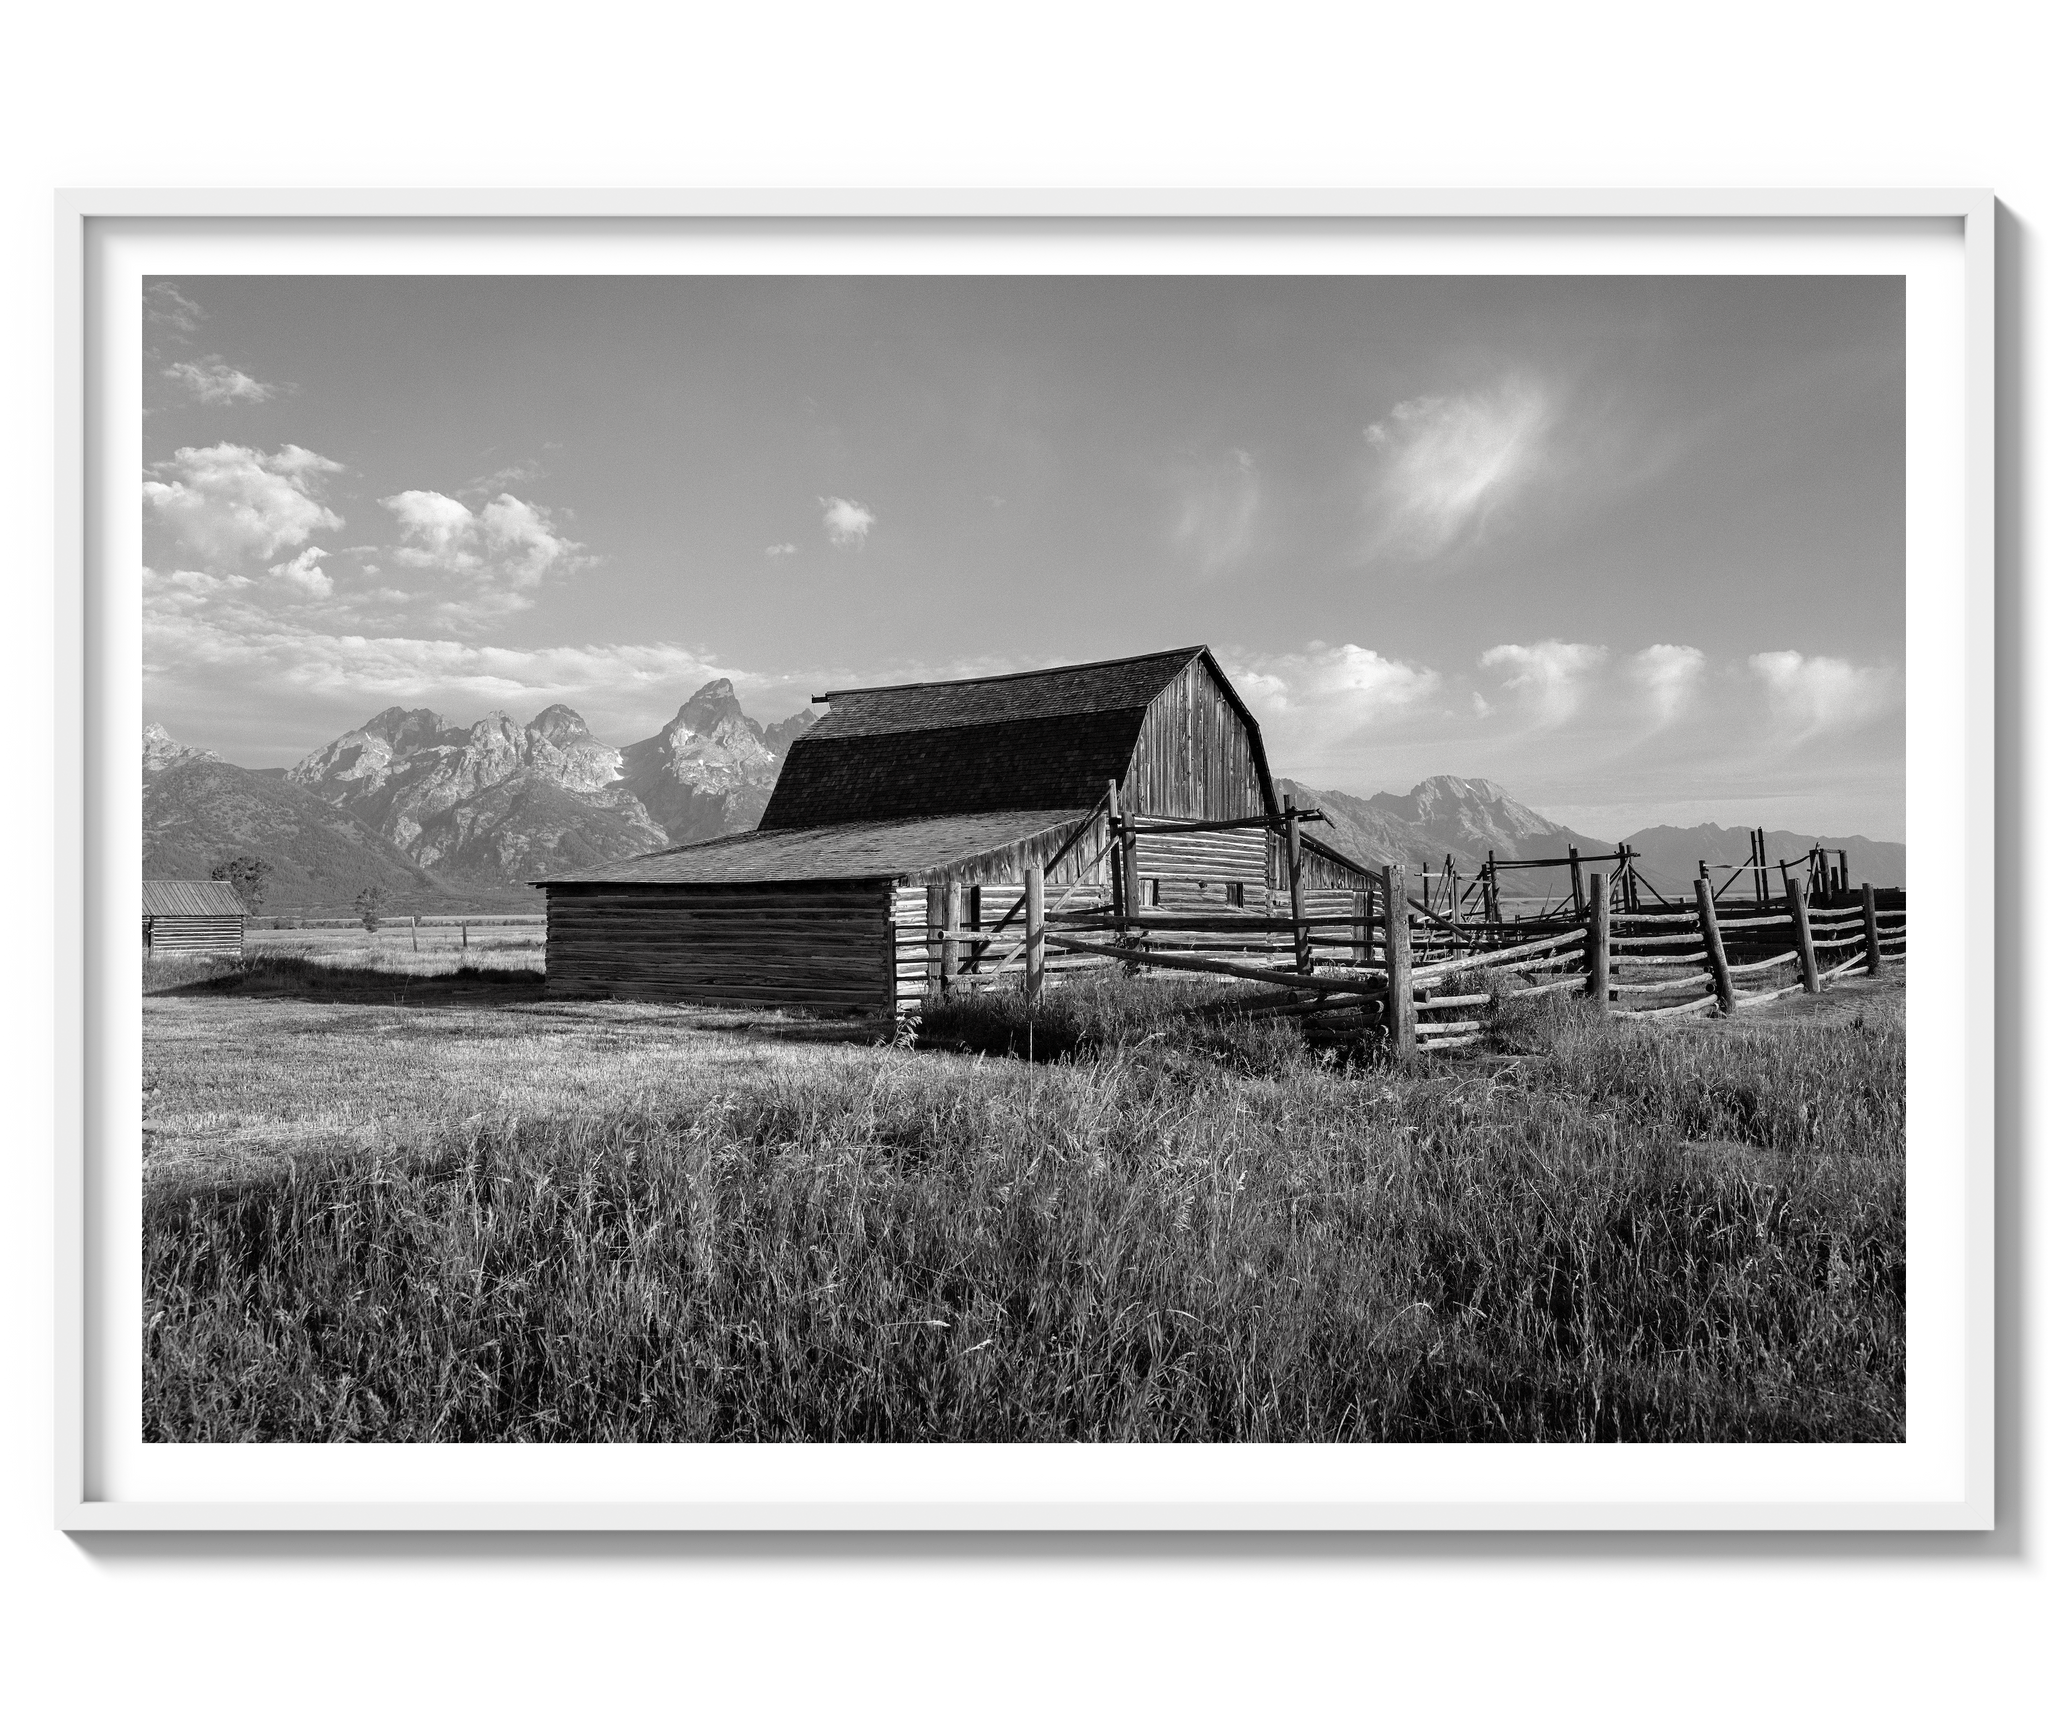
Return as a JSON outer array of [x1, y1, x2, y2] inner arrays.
[[919, 860, 1905, 1055]]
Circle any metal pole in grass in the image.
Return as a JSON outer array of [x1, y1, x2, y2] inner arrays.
[[1584, 869, 1609, 1011], [1786, 873, 1821, 994], [1861, 882, 1884, 975], [1024, 864, 1045, 1004], [1696, 877, 1737, 1014]]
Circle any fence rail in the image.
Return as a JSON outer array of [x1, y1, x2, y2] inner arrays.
[[911, 839, 1904, 1054]]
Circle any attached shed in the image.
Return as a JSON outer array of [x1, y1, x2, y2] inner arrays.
[[143, 879, 248, 956], [541, 646, 1377, 1011]]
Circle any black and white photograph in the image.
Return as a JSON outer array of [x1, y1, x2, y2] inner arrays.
[[136, 269, 1912, 1447]]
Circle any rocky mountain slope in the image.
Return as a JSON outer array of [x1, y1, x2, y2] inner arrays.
[[1621, 823, 1905, 891], [144, 748, 453, 911], [616, 679, 793, 845], [143, 681, 825, 905], [1279, 775, 1615, 900], [1285, 774, 1906, 900]]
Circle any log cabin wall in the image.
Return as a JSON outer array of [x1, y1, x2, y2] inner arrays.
[[546, 880, 893, 1010], [142, 915, 245, 955]]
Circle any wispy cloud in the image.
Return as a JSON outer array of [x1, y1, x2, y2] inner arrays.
[[459, 457, 546, 499], [143, 571, 759, 742], [1171, 447, 1260, 576], [161, 358, 281, 406], [1230, 641, 1443, 758], [1364, 378, 1551, 560], [765, 542, 799, 559], [142, 442, 345, 564], [144, 281, 206, 340], [1628, 643, 1707, 726], [819, 495, 876, 548], [1479, 638, 1608, 724], [1748, 650, 1898, 737]]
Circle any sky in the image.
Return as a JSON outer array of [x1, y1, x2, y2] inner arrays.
[[140, 273, 1906, 841]]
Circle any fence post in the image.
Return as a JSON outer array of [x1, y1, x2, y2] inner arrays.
[[1584, 869, 1610, 1010], [1695, 878, 1736, 1014], [941, 880, 962, 995], [1283, 793, 1307, 974], [1861, 882, 1884, 974], [1568, 845, 1584, 917], [1787, 874, 1821, 994], [1024, 864, 1045, 1003], [1105, 778, 1125, 921], [925, 882, 945, 1000], [1382, 863, 1415, 1056]]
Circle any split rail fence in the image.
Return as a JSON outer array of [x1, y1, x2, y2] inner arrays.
[[907, 795, 1905, 1054]]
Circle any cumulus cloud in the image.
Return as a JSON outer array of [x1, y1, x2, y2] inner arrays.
[[819, 495, 876, 547], [142, 442, 345, 564], [1479, 639, 1608, 724], [380, 489, 588, 623], [267, 546, 333, 599], [1748, 650, 1897, 736], [1231, 642, 1443, 746], [145, 281, 205, 339], [1628, 643, 1707, 726], [162, 358, 280, 406], [765, 542, 799, 559], [1364, 378, 1551, 559], [1172, 447, 1260, 576]]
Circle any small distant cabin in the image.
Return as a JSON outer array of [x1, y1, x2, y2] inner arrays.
[[142, 879, 248, 956], [540, 646, 1373, 1011]]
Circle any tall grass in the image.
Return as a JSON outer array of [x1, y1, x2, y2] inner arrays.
[[144, 988, 1904, 1443], [144, 946, 543, 999]]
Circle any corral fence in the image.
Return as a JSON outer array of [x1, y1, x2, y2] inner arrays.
[[914, 796, 1904, 1053]]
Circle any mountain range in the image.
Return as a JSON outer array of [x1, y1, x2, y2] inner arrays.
[[142, 680, 817, 912], [143, 683, 1904, 912], [1283, 775, 1905, 901]]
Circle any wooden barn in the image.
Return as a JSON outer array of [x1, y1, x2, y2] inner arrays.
[[142, 879, 248, 956], [541, 646, 1374, 1011]]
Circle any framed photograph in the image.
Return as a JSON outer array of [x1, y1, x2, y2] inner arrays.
[[58, 190, 1994, 1530]]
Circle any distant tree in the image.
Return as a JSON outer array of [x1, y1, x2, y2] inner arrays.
[[209, 854, 272, 912], [354, 885, 388, 933]]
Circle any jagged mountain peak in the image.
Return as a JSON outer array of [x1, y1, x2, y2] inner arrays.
[[527, 703, 594, 744], [142, 721, 223, 774], [663, 677, 755, 739]]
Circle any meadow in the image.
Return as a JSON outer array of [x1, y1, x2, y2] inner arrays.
[[141, 940, 1906, 1443]]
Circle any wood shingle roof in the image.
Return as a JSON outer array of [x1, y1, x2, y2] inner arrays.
[[761, 646, 1208, 829], [543, 809, 1095, 887], [143, 879, 249, 917]]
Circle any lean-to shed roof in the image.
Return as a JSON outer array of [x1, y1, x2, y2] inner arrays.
[[760, 646, 1225, 829], [543, 809, 1097, 888], [143, 879, 248, 917]]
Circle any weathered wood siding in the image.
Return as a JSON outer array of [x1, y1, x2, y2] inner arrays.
[[545, 881, 893, 1010], [143, 915, 244, 955], [1123, 659, 1268, 821]]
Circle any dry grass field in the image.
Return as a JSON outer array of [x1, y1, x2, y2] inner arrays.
[[141, 945, 1906, 1443]]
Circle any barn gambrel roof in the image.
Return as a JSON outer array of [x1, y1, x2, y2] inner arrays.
[[760, 646, 1275, 829]]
